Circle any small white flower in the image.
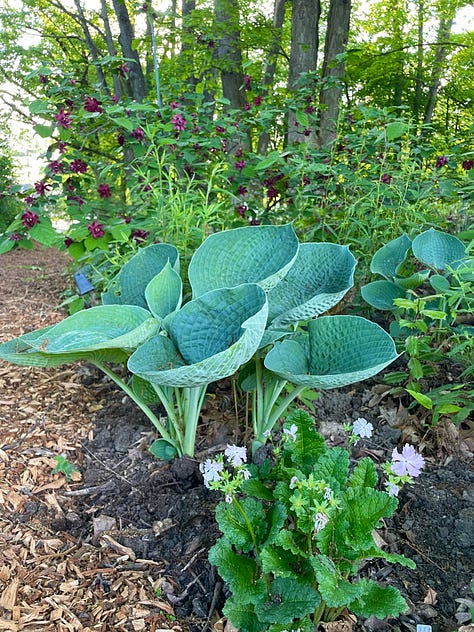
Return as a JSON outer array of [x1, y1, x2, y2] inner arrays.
[[387, 482, 400, 497], [225, 444, 247, 467], [241, 468, 251, 480], [314, 512, 329, 533], [199, 458, 224, 488], [283, 423, 298, 442], [225, 494, 233, 503], [323, 486, 333, 501], [353, 417, 373, 439], [263, 429, 271, 438], [289, 476, 299, 489]]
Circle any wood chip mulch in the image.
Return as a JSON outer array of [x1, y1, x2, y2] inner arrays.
[[0, 247, 183, 631]]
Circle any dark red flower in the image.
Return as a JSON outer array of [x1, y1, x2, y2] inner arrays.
[[244, 103, 251, 111], [304, 105, 315, 114], [70, 159, 88, 174], [436, 155, 448, 168], [243, 75, 251, 91], [39, 74, 48, 84], [25, 195, 35, 205], [237, 185, 248, 195], [34, 181, 51, 195], [21, 210, 40, 229], [98, 184, 111, 198], [236, 204, 247, 217], [169, 101, 181, 109], [117, 133, 125, 146], [87, 220, 105, 239], [122, 215, 132, 224], [59, 103, 72, 118], [48, 160, 63, 174], [171, 113, 187, 132], [64, 237, 74, 247], [65, 179, 75, 193], [131, 229, 150, 243], [9, 233, 23, 241], [234, 159, 246, 171], [84, 96, 103, 113], [67, 195, 84, 206], [253, 96, 263, 106], [381, 173, 392, 184], [302, 175, 310, 186], [267, 185, 279, 200], [131, 127, 145, 141], [462, 159, 473, 171], [57, 141, 68, 154]]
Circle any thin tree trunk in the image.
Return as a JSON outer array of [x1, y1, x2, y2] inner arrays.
[[111, 0, 147, 102], [286, 0, 320, 145], [73, 0, 110, 93], [181, 0, 198, 95], [100, 0, 122, 99], [316, 0, 351, 148], [214, 0, 246, 111], [413, 0, 424, 121], [423, 15, 454, 124], [258, 0, 286, 154]]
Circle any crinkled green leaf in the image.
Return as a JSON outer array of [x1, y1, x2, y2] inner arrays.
[[263, 501, 287, 546], [188, 223, 299, 297], [267, 243, 356, 326], [264, 316, 398, 389], [361, 547, 416, 569], [311, 448, 349, 492], [284, 409, 328, 472], [348, 457, 378, 489], [349, 579, 408, 618], [344, 487, 398, 548], [128, 285, 268, 387], [412, 228, 466, 271], [25, 305, 158, 353], [310, 554, 363, 607], [361, 280, 406, 310], [370, 234, 412, 280], [223, 597, 267, 632], [267, 620, 313, 632], [144, 260, 182, 320], [102, 243, 179, 307], [208, 538, 266, 603], [215, 498, 266, 552], [255, 577, 320, 624], [275, 530, 306, 557], [260, 545, 299, 579]]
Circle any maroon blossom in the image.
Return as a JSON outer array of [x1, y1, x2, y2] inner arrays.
[[87, 220, 105, 239], [436, 155, 448, 168], [21, 210, 40, 229], [244, 103, 251, 111], [98, 184, 111, 199], [65, 179, 75, 193], [70, 159, 88, 174], [84, 96, 103, 113], [236, 204, 247, 217], [9, 233, 23, 241], [234, 159, 246, 171], [304, 105, 315, 114], [112, 94, 119, 104], [215, 125, 225, 134], [119, 63, 130, 77], [131, 229, 150, 243], [131, 127, 145, 141], [67, 195, 84, 206], [381, 173, 392, 184], [34, 181, 51, 195], [122, 215, 132, 224], [303, 128, 312, 137], [249, 218, 261, 225], [243, 75, 252, 90], [55, 108, 72, 129], [462, 159, 473, 171], [235, 148, 243, 158], [169, 101, 181, 109], [302, 175, 310, 186], [57, 141, 68, 154], [237, 185, 248, 196], [143, 184, 152, 192], [267, 185, 279, 201], [117, 133, 125, 147], [64, 237, 74, 247], [253, 96, 263, 106], [39, 74, 48, 84], [25, 195, 35, 205], [171, 113, 187, 132], [48, 160, 63, 174]]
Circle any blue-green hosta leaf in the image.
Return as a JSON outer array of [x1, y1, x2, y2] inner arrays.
[[128, 284, 268, 387], [24, 305, 158, 353], [267, 243, 356, 327], [361, 280, 406, 310], [412, 228, 466, 271], [349, 579, 408, 618], [394, 269, 430, 289], [310, 554, 363, 608], [370, 234, 412, 280], [188, 223, 299, 298], [264, 316, 398, 389], [144, 260, 182, 320], [255, 577, 320, 624], [102, 243, 179, 307]]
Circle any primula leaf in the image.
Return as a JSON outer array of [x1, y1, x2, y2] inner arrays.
[[344, 487, 398, 549], [310, 554, 363, 607], [208, 538, 266, 603], [144, 260, 182, 320], [254, 577, 321, 624], [188, 223, 299, 297], [349, 579, 408, 618], [412, 228, 466, 271], [263, 501, 287, 546], [311, 448, 349, 491], [284, 409, 327, 472], [260, 545, 299, 579], [264, 316, 398, 389], [361, 547, 416, 569], [348, 457, 378, 489], [25, 305, 158, 353], [128, 285, 268, 387], [267, 243, 356, 327], [361, 280, 406, 310], [223, 597, 267, 632], [370, 234, 412, 280], [275, 529, 306, 558], [267, 620, 313, 632], [215, 498, 266, 552], [102, 243, 179, 307]]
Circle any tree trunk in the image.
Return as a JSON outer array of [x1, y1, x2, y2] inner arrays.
[[287, 0, 320, 145], [258, 0, 286, 154], [72, 0, 110, 94], [214, 0, 247, 111], [423, 14, 454, 125], [413, 0, 424, 121], [317, 0, 351, 148], [100, 0, 122, 99], [181, 0, 199, 95], [111, 0, 147, 102]]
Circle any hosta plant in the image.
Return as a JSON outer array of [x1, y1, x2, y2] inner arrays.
[[205, 409, 424, 632], [0, 224, 398, 459]]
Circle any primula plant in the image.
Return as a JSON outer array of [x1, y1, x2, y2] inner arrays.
[[205, 409, 424, 632], [0, 224, 398, 460]]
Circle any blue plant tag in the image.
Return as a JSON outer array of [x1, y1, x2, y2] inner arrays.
[[416, 626, 432, 632]]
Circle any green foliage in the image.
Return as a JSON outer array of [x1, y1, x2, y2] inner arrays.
[[208, 410, 415, 630], [51, 455, 78, 480]]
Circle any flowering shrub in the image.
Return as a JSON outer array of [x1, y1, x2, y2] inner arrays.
[[206, 409, 424, 631]]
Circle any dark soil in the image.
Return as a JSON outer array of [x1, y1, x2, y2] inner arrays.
[[55, 372, 474, 632]]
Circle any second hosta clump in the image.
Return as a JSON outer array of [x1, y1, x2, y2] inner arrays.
[[0, 224, 398, 459]]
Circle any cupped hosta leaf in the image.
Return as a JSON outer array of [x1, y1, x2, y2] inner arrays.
[[102, 243, 179, 307], [267, 243, 356, 327], [128, 284, 268, 387], [394, 269, 430, 289], [361, 280, 406, 310], [370, 234, 412, 280], [264, 316, 398, 389], [144, 260, 182, 320], [25, 305, 158, 353], [188, 223, 299, 298], [412, 228, 466, 271]]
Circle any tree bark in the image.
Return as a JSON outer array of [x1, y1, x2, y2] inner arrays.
[[423, 15, 454, 125], [413, 0, 425, 121], [72, 0, 110, 93], [111, 0, 147, 102], [286, 0, 320, 145], [214, 0, 247, 111], [100, 0, 122, 99], [317, 0, 351, 148]]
